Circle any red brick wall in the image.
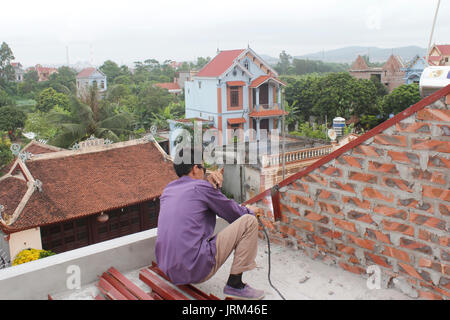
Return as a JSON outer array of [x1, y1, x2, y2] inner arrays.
[[252, 96, 450, 299]]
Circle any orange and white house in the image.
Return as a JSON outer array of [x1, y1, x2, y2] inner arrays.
[[184, 47, 286, 146]]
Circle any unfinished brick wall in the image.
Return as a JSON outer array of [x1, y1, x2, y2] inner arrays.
[[251, 94, 449, 300]]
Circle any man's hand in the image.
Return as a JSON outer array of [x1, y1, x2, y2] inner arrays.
[[206, 167, 224, 189], [243, 204, 264, 217]]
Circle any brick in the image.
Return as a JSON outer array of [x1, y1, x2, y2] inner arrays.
[[428, 155, 450, 169], [388, 150, 420, 165], [373, 205, 407, 220], [381, 177, 414, 193], [330, 181, 355, 193], [338, 261, 366, 274], [410, 212, 446, 231], [336, 243, 355, 255], [400, 238, 432, 255], [368, 161, 399, 174], [279, 225, 296, 237], [398, 198, 434, 214], [422, 185, 450, 202], [441, 250, 450, 262], [417, 108, 450, 122], [382, 220, 415, 236], [336, 155, 363, 169], [306, 233, 327, 246], [353, 145, 383, 157], [362, 187, 394, 203], [418, 229, 441, 245], [419, 258, 450, 275], [374, 134, 407, 147], [320, 166, 342, 177], [292, 218, 314, 232], [412, 139, 450, 153], [301, 173, 327, 186], [317, 226, 342, 240], [440, 277, 450, 290], [347, 210, 375, 225], [395, 122, 431, 133], [333, 217, 357, 233], [304, 210, 329, 224], [316, 189, 337, 201], [290, 182, 309, 193], [281, 203, 300, 216], [365, 252, 392, 269], [346, 234, 375, 251], [342, 196, 371, 210], [348, 172, 377, 184], [398, 262, 424, 280], [318, 202, 344, 216], [365, 228, 392, 244], [418, 290, 443, 300], [382, 246, 410, 262], [290, 194, 315, 207], [439, 204, 450, 217]]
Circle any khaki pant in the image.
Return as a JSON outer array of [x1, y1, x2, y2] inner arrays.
[[198, 214, 258, 283]]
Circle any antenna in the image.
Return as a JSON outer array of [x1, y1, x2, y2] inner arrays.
[[90, 43, 94, 66], [66, 45, 70, 67], [427, 0, 441, 63]]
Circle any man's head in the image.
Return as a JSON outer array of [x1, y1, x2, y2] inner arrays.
[[173, 147, 205, 180]]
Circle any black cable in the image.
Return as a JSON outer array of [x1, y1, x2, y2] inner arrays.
[[257, 215, 286, 300]]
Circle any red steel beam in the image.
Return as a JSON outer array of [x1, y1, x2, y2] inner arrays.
[[97, 277, 128, 300], [101, 272, 138, 300], [107, 267, 154, 300], [139, 268, 190, 300]]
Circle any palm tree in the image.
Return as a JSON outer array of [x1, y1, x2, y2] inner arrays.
[[48, 86, 135, 148]]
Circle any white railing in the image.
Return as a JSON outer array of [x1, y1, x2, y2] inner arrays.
[[254, 103, 280, 111], [261, 145, 333, 168]]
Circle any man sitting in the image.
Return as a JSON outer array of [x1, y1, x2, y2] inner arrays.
[[155, 148, 264, 300]]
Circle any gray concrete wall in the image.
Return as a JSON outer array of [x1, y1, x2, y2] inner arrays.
[[223, 164, 242, 202], [0, 218, 228, 300]]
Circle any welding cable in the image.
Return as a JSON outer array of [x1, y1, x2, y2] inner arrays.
[[256, 215, 286, 300]]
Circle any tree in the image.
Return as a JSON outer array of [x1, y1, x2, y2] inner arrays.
[[49, 66, 77, 94], [0, 42, 15, 82], [36, 87, 70, 112], [47, 90, 135, 148], [0, 143, 13, 171], [151, 102, 184, 130], [275, 51, 293, 75], [99, 60, 124, 84], [0, 106, 26, 140], [0, 89, 15, 107], [381, 83, 420, 119]]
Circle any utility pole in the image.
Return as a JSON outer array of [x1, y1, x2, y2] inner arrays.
[[427, 0, 441, 63], [281, 88, 286, 180]]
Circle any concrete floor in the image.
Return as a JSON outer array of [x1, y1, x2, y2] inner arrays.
[[53, 238, 411, 300]]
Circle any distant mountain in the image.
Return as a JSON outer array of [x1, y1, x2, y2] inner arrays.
[[294, 46, 427, 64], [259, 54, 280, 65]]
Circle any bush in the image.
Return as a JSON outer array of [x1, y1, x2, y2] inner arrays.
[[12, 248, 56, 266]]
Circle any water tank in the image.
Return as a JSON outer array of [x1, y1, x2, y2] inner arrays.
[[419, 66, 450, 97], [333, 117, 346, 137]]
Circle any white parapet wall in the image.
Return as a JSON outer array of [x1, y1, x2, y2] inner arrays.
[[0, 218, 228, 300]]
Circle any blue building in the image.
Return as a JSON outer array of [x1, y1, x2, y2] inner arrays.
[[184, 47, 286, 146], [403, 55, 428, 85]]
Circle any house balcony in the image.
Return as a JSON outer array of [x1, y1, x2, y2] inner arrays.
[[253, 103, 280, 112]]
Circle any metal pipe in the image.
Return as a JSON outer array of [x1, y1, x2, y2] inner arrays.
[[427, 0, 441, 63]]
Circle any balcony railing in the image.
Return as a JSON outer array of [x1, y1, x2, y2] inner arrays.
[[254, 103, 280, 112], [261, 145, 333, 168]]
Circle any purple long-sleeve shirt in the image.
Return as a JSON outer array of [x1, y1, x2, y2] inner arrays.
[[155, 175, 254, 285]]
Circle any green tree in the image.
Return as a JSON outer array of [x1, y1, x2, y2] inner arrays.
[[0, 143, 13, 171], [151, 102, 184, 130], [48, 66, 77, 94], [275, 50, 293, 75], [0, 106, 26, 140], [47, 88, 134, 148], [0, 89, 15, 107], [99, 60, 124, 84], [24, 110, 59, 141], [36, 87, 70, 112], [0, 42, 15, 82], [381, 83, 420, 119]]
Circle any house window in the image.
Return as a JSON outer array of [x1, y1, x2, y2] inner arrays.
[[244, 60, 249, 70], [100, 80, 105, 89], [198, 81, 202, 89], [230, 86, 240, 107]]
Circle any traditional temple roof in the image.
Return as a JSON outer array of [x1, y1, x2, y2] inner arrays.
[[0, 138, 177, 234]]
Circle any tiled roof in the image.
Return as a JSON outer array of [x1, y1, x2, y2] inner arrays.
[[350, 55, 369, 70], [76, 67, 98, 78], [196, 49, 245, 77], [154, 82, 181, 91], [436, 44, 450, 55], [249, 109, 288, 117], [226, 81, 246, 86], [249, 75, 285, 88], [0, 139, 177, 233], [227, 118, 246, 125]]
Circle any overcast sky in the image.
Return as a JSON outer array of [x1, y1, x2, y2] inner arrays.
[[2, 0, 449, 67]]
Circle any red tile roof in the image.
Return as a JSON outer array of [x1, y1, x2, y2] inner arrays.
[[249, 75, 285, 88], [436, 45, 450, 55], [0, 140, 177, 233], [227, 118, 246, 125], [226, 81, 246, 86], [249, 109, 288, 117], [76, 67, 97, 78], [196, 49, 245, 77], [154, 82, 181, 91]]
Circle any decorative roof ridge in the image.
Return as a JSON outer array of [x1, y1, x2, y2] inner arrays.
[[243, 84, 450, 206], [22, 140, 65, 153], [28, 138, 154, 162]]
